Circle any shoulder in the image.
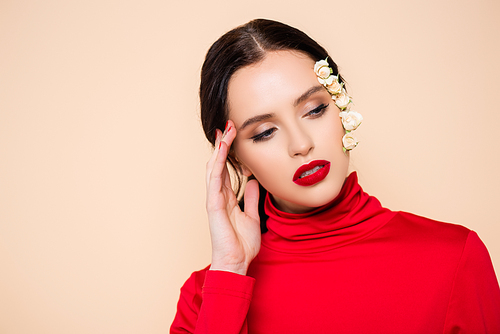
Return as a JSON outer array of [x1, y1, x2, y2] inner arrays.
[[373, 212, 499, 290], [371, 211, 478, 267], [386, 211, 471, 245]]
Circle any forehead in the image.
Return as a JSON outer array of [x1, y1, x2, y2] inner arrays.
[[227, 50, 318, 124]]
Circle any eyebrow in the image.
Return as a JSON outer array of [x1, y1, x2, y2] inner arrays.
[[239, 113, 275, 131], [238, 85, 325, 131], [293, 85, 325, 107]]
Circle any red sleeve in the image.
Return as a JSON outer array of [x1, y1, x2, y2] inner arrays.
[[443, 231, 500, 333], [170, 269, 255, 334]]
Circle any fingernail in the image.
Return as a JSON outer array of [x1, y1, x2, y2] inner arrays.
[[219, 142, 222, 149], [227, 126, 232, 133], [224, 121, 229, 131]]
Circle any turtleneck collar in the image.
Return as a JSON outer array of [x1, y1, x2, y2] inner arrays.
[[262, 172, 396, 254]]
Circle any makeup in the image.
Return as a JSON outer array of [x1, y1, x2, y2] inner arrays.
[[293, 160, 331, 186]]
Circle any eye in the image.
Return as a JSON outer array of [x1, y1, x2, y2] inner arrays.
[[251, 127, 276, 143], [305, 103, 329, 118]]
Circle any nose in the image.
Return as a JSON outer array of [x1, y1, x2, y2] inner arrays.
[[288, 126, 314, 157]]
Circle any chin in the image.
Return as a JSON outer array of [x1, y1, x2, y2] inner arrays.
[[272, 181, 345, 213]]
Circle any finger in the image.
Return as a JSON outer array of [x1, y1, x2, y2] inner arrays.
[[209, 137, 230, 192], [221, 120, 237, 149], [208, 140, 240, 214], [243, 179, 260, 221], [212, 120, 236, 192], [206, 129, 222, 184], [215, 128, 222, 148]]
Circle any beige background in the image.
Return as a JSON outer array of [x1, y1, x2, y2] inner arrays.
[[1, 0, 499, 332]]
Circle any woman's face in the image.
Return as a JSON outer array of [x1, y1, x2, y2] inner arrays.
[[228, 50, 349, 213]]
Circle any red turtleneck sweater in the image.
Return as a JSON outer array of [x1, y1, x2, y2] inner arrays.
[[171, 173, 500, 333]]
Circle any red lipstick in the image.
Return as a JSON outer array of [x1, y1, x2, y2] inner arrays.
[[293, 160, 331, 186]]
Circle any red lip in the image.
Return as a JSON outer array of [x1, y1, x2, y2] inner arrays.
[[293, 160, 331, 186]]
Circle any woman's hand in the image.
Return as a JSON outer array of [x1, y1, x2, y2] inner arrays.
[[206, 120, 261, 276]]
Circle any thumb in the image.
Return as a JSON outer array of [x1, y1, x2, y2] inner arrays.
[[243, 179, 260, 221]]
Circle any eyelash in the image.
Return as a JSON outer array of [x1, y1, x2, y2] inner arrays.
[[306, 103, 329, 118], [250, 103, 329, 143], [251, 128, 276, 142]]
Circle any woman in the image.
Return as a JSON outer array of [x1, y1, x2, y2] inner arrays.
[[171, 19, 500, 333]]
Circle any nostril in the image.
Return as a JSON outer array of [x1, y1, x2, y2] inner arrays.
[[291, 144, 313, 157]]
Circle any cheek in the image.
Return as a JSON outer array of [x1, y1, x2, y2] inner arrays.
[[233, 141, 258, 176], [327, 110, 345, 136], [315, 112, 345, 148], [234, 142, 286, 182]]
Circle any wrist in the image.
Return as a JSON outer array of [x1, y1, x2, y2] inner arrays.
[[209, 263, 248, 276]]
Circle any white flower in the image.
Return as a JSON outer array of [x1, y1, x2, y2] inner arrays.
[[339, 111, 363, 131], [326, 78, 342, 95], [318, 66, 331, 79], [334, 90, 351, 110], [317, 75, 334, 86], [314, 59, 333, 87], [342, 132, 358, 151], [314, 59, 330, 77], [314, 58, 361, 151]]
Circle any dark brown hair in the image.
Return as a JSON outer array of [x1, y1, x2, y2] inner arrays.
[[199, 19, 345, 229]]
